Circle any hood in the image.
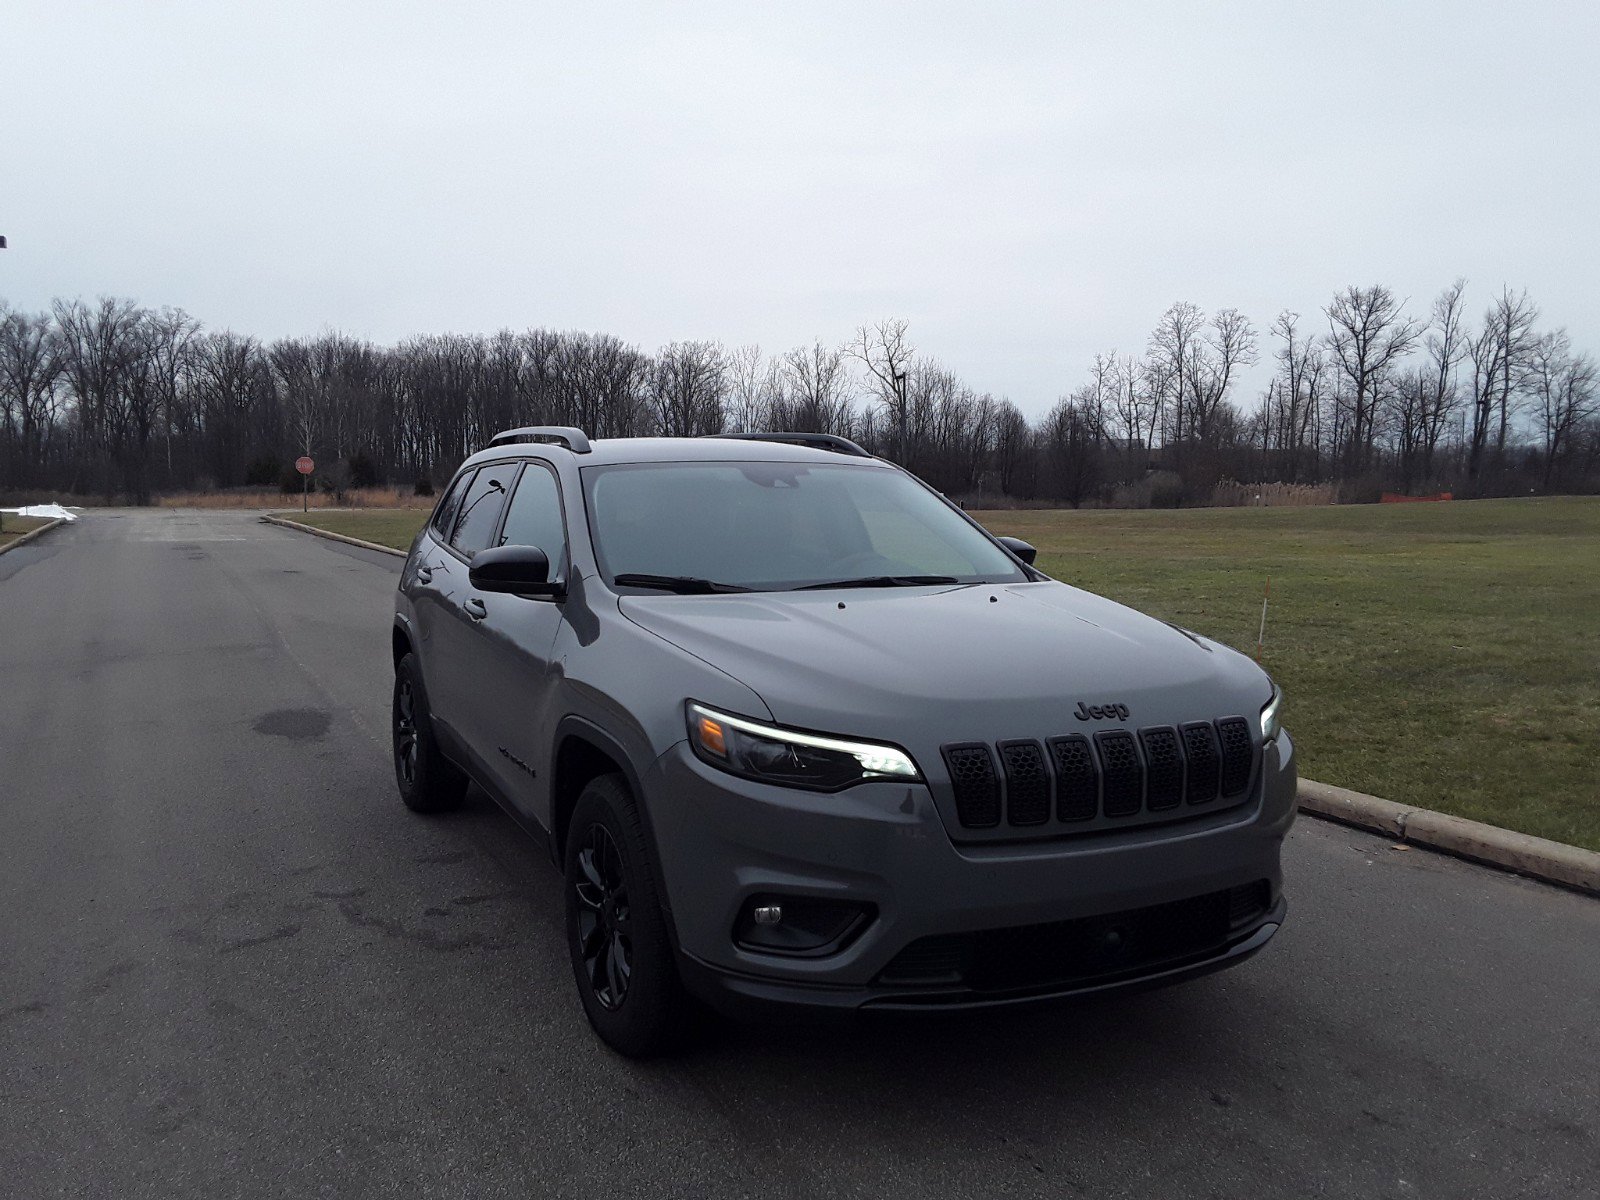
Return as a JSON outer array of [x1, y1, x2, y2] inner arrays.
[[619, 580, 1271, 748]]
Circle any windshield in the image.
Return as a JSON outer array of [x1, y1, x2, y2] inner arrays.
[[581, 460, 1029, 591]]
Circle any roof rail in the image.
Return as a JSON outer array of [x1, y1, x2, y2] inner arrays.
[[487, 426, 593, 454], [707, 432, 872, 458]]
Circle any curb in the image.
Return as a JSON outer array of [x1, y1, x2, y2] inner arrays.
[[1298, 778, 1600, 898], [0, 517, 67, 557], [261, 514, 406, 558]]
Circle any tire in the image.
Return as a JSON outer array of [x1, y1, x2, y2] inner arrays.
[[392, 652, 469, 813], [564, 773, 696, 1057]]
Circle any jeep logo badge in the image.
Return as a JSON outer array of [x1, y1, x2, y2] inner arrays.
[[1075, 700, 1130, 722]]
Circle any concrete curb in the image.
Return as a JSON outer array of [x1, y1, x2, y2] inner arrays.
[[1298, 778, 1600, 898], [261, 513, 406, 558], [0, 517, 67, 557]]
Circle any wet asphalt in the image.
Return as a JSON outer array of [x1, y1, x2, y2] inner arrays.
[[1, 509, 1596, 1198]]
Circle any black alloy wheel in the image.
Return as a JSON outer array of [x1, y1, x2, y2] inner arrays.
[[394, 674, 420, 789], [391, 652, 468, 813], [572, 824, 632, 1010], [562, 774, 701, 1056]]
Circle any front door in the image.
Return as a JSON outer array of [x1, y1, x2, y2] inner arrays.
[[458, 460, 570, 825]]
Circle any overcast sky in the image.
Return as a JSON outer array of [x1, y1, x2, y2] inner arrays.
[[3, 1, 1595, 416]]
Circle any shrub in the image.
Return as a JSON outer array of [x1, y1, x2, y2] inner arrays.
[[244, 456, 279, 488], [414, 478, 435, 497], [348, 452, 380, 488]]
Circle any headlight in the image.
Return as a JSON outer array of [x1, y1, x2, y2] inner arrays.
[[1260, 683, 1284, 743], [687, 702, 921, 791]]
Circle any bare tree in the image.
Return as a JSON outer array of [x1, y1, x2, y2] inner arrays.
[[776, 340, 855, 434], [1324, 285, 1421, 472], [0, 305, 63, 490], [1417, 280, 1468, 482], [1528, 330, 1598, 489], [645, 340, 728, 436], [842, 319, 914, 460]]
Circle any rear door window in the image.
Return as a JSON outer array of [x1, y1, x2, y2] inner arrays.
[[449, 466, 513, 556], [429, 470, 473, 540]]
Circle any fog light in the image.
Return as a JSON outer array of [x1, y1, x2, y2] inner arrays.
[[733, 895, 875, 956]]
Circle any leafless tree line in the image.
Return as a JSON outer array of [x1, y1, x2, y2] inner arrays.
[[2, 285, 1595, 505]]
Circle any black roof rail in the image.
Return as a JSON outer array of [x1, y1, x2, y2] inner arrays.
[[707, 432, 872, 458], [487, 426, 593, 454]]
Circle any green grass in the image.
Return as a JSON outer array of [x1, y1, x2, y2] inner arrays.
[[974, 498, 1600, 851], [0, 515, 48, 548], [280, 498, 1600, 849], [278, 508, 429, 551]]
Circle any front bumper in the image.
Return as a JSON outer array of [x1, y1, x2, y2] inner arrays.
[[641, 732, 1297, 1017]]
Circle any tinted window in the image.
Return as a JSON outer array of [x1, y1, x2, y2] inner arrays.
[[583, 461, 1026, 590], [449, 467, 512, 556], [430, 470, 472, 537], [497, 464, 567, 568]]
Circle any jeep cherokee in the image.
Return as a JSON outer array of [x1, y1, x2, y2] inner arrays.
[[391, 427, 1294, 1056]]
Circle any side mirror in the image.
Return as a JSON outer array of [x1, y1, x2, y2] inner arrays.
[[469, 544, 563, 598], [996, 536, 1037, 566]]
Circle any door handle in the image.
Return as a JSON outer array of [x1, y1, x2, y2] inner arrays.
[[416, 566, 434, 584], [465, 598, 488, 621]]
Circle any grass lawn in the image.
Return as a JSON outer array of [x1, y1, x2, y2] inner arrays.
[[0, 515, 48, 549], [278, 508, 430, 552], [279, 498, 1600, 850]]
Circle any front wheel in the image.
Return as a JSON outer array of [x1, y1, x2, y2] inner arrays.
[[564, 773, 696, 1057]]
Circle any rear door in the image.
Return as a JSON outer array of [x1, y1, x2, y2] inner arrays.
[[407, 468, 474, 715], [428, 462, 516, 758]]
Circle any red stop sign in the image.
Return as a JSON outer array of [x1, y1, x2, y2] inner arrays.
[[295, 456, 315, 475]]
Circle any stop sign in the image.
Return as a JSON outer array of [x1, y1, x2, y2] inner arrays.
[[295, 456, 315, 475]]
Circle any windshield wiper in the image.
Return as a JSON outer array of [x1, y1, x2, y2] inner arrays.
[[612, 573, 754, 595], [796, 575, 962, 591]]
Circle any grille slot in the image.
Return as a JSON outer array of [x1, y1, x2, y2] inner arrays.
[[1140, 727, 1183, 811], [998, 740, 1051, 826], [1181, 722, 1221, 804], [1047, 735, 1099, 822], [1094, 730, 1143, 817], [943, 743, 1001, 828], [1216, 717, 1254, 797]]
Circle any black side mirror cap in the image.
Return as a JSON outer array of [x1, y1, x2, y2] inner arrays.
[[469, 544, 563, 597], [996, 536, 1037, 566]]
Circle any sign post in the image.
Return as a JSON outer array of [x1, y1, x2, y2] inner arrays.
[[295, 456, 315, 513]]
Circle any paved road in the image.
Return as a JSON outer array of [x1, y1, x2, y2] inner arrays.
[[2, 509, 1596, 1198]]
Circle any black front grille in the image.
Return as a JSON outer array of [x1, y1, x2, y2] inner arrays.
[[1095, 730, 1143, 817], [942, 716, 1258, 833], [998, 741, 1050, 826], [877, 882, 1271, 994], [943, 744, 1001, 828], [1217, 717, 1254, 796], [1140, 727, 1183, 811]]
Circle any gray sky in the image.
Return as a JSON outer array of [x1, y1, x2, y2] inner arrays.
[[3, 1, 1595, 416]]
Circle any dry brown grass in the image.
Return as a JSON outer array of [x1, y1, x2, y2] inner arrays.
[[158, 486, 430, 510], [1209, 479, 1336, 507]]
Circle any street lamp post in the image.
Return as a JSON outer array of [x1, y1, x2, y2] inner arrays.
[[892, 370, 908, 464]]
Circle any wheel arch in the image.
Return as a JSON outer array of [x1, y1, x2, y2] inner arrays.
[[549, 716, 677, 933]]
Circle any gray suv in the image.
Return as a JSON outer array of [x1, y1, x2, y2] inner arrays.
[[392, 427, 1295, 1056]]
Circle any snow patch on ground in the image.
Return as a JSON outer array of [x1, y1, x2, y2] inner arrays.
[[0, 503, 80, 521]]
